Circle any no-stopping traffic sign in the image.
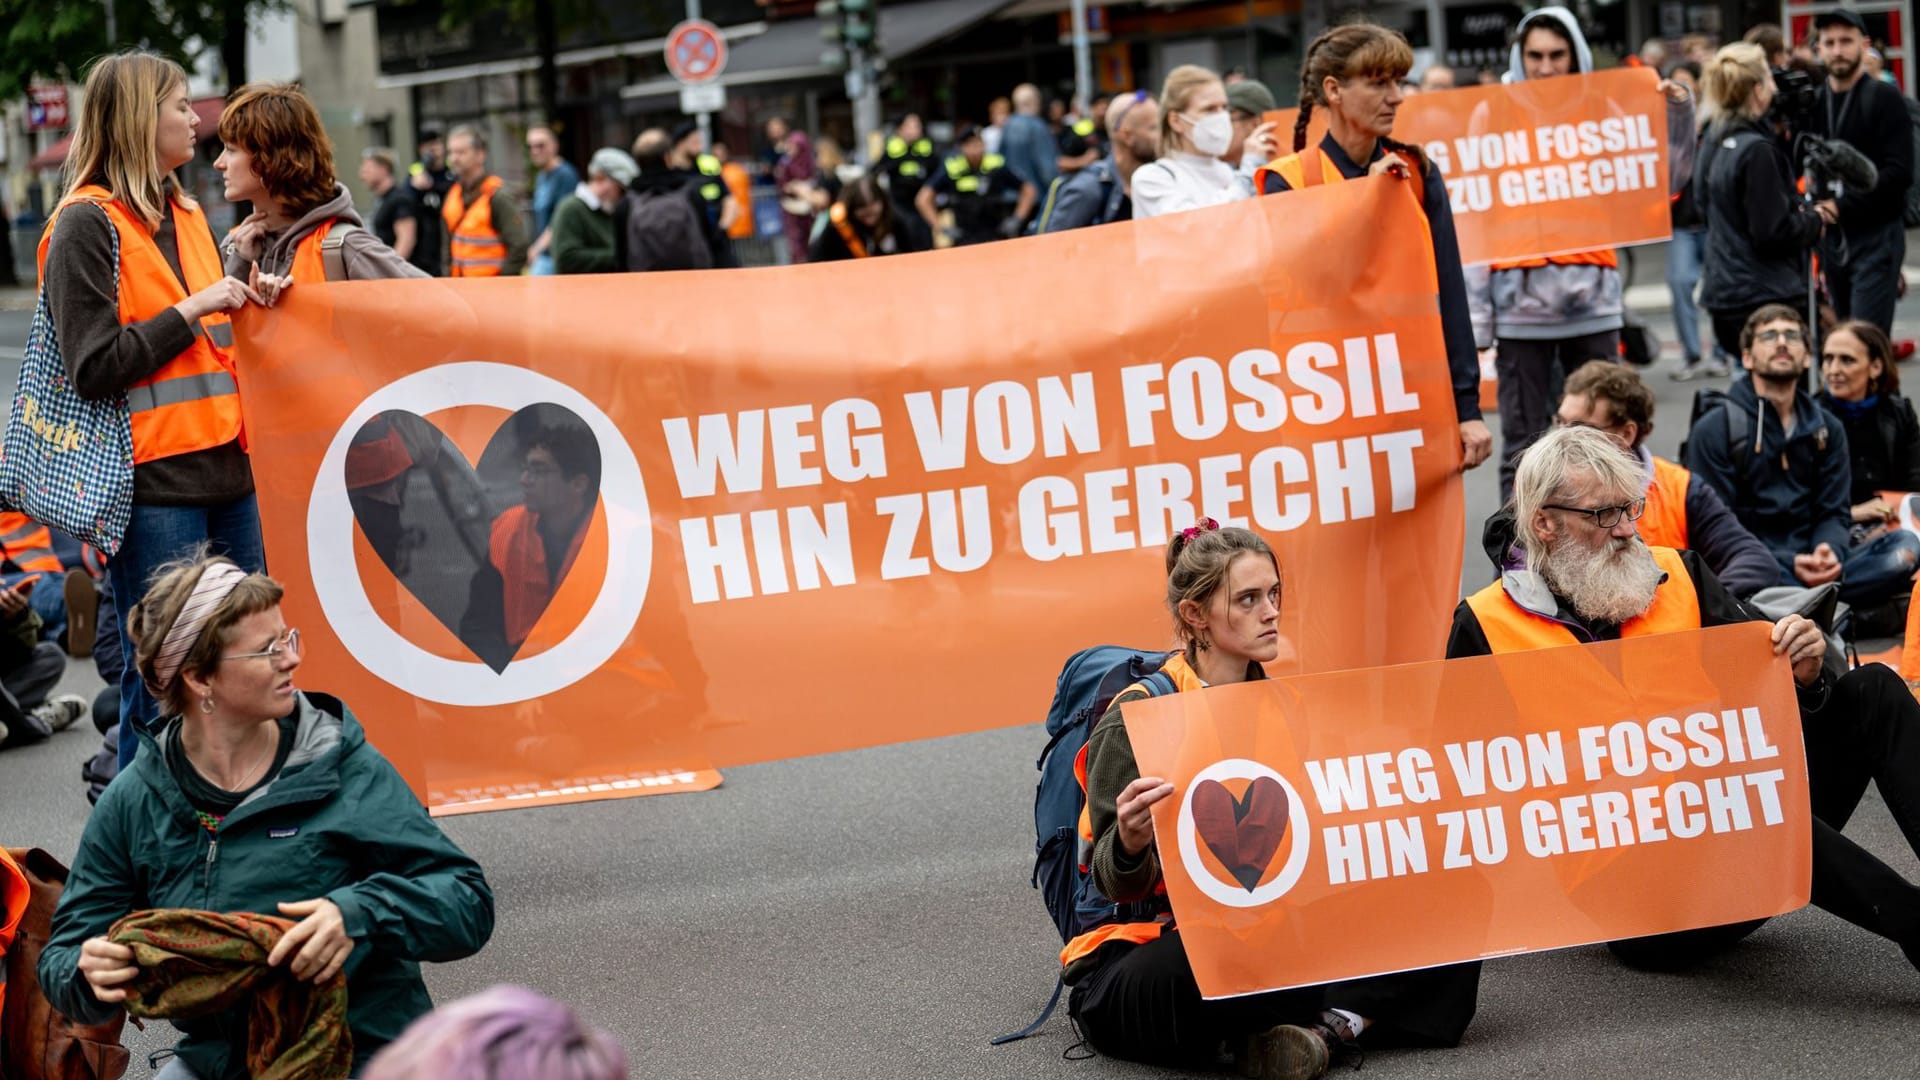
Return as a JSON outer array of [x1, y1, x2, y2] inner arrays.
[[665, 20, 729, 84]]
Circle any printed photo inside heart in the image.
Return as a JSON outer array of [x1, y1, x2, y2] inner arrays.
[[1192, 776, 1292, 891], [345, 402, 603, 673]]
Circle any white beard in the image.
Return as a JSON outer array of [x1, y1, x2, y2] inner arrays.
[[1541, 534, 1663, 626]]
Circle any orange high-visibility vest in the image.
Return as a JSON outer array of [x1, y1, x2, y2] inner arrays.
[[288, 217, 338, 283], [0, 512, 62, 575], [38, 186, 242, 465], [1256, 143, 1426, 214], [489, 505, 588, 648], [722, 162, 754, 240], [0, 847, 28, 1020], [1898, 577, 1920, 684], [1638, 456, 1692, 551], [828, 204, 869, 258], [1491, 250, 1618, 271], [1465, 546, 1701, 652], [444, 176, 507, 277]]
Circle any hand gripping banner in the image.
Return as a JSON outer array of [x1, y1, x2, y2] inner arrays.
[[1123, 623, 1812, 999], [236, 176, 1465, 814]]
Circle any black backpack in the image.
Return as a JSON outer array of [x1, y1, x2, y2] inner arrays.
[[1678, 386, 1830, 470], [625, 186, 713, 272]]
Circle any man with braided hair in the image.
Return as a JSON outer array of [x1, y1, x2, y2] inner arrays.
[[1258, 22, 1493, 476]]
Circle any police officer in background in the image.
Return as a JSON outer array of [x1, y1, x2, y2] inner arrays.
[[879, 113, 938, 214], [1808, 7, 1915, 334], [1056, 96, 1109, 176], [915, 124, 1036, 246], [668, 120, 740, 242]]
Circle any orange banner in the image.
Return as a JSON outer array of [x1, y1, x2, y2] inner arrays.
[[236, 177, 1465, 815], [1123, 623, 1811, 999], [1267, 68, 1673, 265]]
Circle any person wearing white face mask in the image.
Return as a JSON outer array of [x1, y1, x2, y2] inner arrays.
[[1130, 66, 1254, 219]]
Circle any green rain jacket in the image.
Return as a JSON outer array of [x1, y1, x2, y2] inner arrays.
[[39, 691, 494, 1078]]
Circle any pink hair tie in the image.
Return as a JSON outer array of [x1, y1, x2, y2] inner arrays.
[[144, 562, 249, 700], [1179, 518, 1220, 542]]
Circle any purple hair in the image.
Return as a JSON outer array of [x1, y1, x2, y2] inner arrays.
[[362, 985, 627, 1080]]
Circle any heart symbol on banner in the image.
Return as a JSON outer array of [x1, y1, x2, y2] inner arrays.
[[343, 404, 602, 674], [1192, 776, 1292, 891]]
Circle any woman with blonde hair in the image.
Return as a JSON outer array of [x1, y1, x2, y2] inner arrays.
[[39, 553, 494, 1080], [40, 51, 266, 772], [1130, 65, 1253, 218], [1694, 41, 1830, 357]]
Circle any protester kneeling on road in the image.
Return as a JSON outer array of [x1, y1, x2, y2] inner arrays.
[[39, 553, 495, 1080], [362, 984, 627, 1080], [1069, 523, 1480, 1079], [1451, 426, 1920, 973], [1258, 21, 1493, 475], [217, 82, 428, 293], [1556, 360, 1778, 598]]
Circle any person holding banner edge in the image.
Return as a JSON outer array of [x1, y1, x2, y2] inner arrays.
[[1256, 23, 1493, 475], [1070, 523, 1480, 1079], [1450, 426, 1920, 975], [40, 52, 269, 772]]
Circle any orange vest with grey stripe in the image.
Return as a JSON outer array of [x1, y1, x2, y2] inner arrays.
[[1464, 545, 1700, 651], [0, 512, 62, 575], [1056, 652, 1209, 970], [37, 186, 242, 466], [444, 175, 507, 277]]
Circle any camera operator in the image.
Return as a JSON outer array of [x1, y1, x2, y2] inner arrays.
[[1696, 43, 1834, 358], [1809, 8, 1914, 333]]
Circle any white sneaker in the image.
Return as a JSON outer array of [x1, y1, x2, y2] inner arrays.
[[29, 694, 89, 734]]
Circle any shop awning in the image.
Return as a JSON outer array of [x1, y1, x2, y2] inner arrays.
[[622, 0, 1016, 101], [28, 97, 226, 171]]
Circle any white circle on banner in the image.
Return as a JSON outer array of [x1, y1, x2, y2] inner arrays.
[[1176, 758, 1313, 908], [306, 362, 650, 706]]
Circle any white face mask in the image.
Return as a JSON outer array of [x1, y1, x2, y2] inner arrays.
[[1184, 110, 1234, 157]]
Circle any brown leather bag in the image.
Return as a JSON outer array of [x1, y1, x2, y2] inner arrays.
[[1, 847, 130, 1080]]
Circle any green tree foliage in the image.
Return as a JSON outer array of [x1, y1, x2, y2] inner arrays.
[[0, 0, 290, 100]]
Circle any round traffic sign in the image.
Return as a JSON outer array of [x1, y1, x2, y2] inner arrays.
[[666, 20, 728, 84]]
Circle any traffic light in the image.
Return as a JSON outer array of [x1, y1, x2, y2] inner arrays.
[[817, 0, 877, 71]]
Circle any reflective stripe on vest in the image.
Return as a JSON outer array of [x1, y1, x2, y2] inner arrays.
[[38, 187, 242, 465], [1464, 546, 1701, 653], [0, 512, 63, 574], [1638, 456, 1692, 551], [489, 504, 588, 648], [444, 176, 506, 277], [829, 204, 869, 258]]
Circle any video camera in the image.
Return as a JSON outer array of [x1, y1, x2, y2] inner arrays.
[[1768, 66, 1878, 201]]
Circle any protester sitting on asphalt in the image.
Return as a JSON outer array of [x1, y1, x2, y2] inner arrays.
[[1693, 43, 1830, 360], [1037, 89, 1159, 233], [809, 174, 925, 262], [1556, 360, 1779, 597], [362, 984, 627, 1080], [41, 51, 268, 774], [1450, 425, 1920, 974], [549, 148, 638, 275], [0, 569, 89, 751], [1815, 319, 1920, 532], [1684, 304, 1920, 615], [217, 82, 428, 292], [1069, 522, 1480, 1079], [1131, 65, 1257, 219], [1258, 21, 1493, 476], [40, 553, 495, 1080]]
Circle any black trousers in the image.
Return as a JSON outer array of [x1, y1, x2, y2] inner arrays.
[[1495, 330, 1623, 503], [1610, 664, 1920, 969], [1068, 930, 1481, 1068], [1824, 218, 1906, 335], [0, 640, 68, 747]]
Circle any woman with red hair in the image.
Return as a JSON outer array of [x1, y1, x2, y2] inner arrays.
[[215, 82, 425, 296]]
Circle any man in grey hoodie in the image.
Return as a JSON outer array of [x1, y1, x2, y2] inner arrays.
[[1470, 6, 1697, 500]]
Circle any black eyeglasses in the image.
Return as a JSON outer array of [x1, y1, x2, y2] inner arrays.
[[1753, 328, 1807, 346], [1544, 499, 1646, 529]]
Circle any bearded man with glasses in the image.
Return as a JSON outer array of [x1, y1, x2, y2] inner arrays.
[[1680, 305, 1885, 600], [1450, 425, 1920, 977]]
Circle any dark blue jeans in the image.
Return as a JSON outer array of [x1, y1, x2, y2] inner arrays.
[[1665, 225, 1706, 363], [107, 494, 265, 769], [1841, 527, 1920, 610]]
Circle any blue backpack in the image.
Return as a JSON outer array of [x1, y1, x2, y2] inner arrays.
[[993, 645, 1175, 1045]]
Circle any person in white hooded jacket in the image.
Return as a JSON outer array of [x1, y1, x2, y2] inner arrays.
[[1468, 6, 1696, 501], [1131, 66, 1258, 219]]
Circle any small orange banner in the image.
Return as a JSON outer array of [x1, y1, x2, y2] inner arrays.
[[1267, 68, 1673, 266], [1123, 623, 1810, 998], [235, 177, 1467, 816]]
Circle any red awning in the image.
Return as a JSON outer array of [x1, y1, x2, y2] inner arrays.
[[26, 96, 226, 171]]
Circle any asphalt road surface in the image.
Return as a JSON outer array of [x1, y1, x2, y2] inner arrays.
[[0, 278, 1916, 1079]]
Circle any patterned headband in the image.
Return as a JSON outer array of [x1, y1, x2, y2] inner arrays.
[[145, 562, 249, 699]]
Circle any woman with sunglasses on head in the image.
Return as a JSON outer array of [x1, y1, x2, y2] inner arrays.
[[39, 553, 494, 1080], [1255, 23, 1493, 477]]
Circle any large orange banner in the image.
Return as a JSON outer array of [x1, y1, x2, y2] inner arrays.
[[1267, 68, 1673, 265], [1123, 623, 1811, 999], [236, 177, 1464, 814]]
